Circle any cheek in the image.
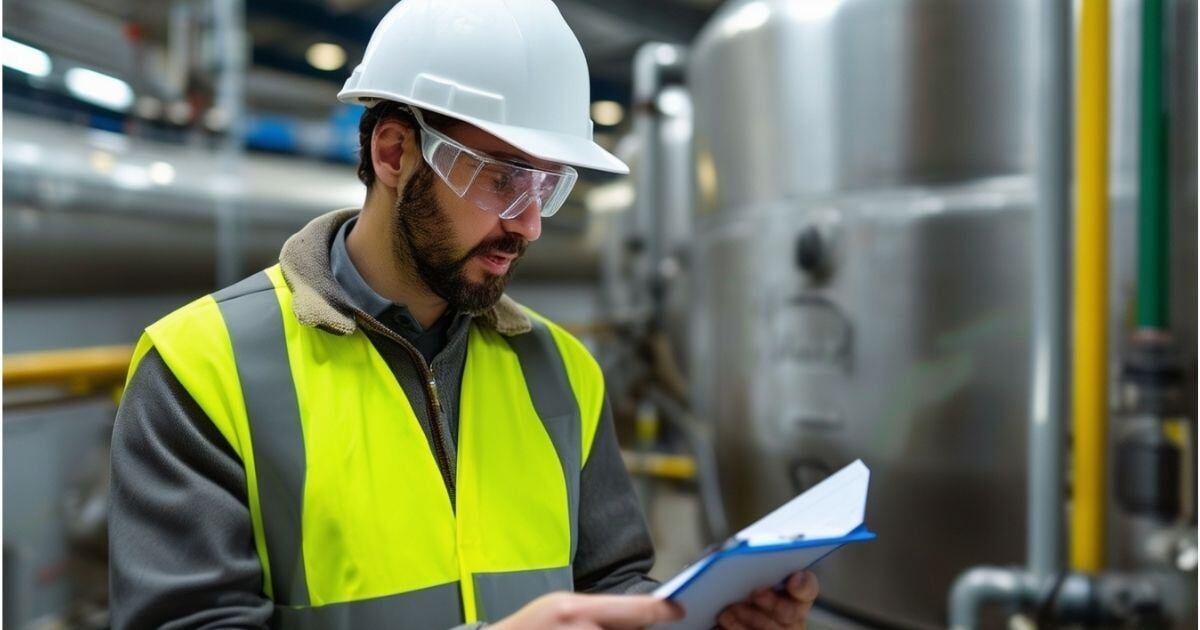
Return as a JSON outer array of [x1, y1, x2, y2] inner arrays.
[[434, 183, 499, 250]]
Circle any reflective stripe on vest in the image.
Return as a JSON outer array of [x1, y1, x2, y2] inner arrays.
[[129, 264, 605, 627]]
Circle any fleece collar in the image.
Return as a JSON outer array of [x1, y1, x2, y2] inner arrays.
[[277, 208, 532, 337]]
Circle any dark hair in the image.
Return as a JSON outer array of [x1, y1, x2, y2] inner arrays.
[[356, 101, 457, 188]]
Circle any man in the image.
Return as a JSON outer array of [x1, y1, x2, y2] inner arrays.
[[109, 1, 818, 628]]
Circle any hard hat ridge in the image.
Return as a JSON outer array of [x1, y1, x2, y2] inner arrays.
[[339, 0, 628, 174]]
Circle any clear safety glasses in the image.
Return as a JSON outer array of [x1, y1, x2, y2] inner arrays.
[[409, 108, 578, 220]]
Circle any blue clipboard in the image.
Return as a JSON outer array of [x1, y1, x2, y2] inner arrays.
[[652, 459, 875, 628], [673, 524, 877, 595], [652, 525, 876, 630]]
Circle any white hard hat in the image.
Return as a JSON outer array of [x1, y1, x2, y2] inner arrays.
[[339, 0, 628, 175]]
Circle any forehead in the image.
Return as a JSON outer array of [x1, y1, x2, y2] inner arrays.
[[439, 120, 562, 172]]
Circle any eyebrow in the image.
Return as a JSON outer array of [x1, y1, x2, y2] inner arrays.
[[488, 150, 536, 168]]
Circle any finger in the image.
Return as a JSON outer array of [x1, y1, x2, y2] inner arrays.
[[717, 608, 750, 630], [559, 594, 683, 628], [730, 603, 784, 630], [786, 571, 819, 605], [772, 598, 804, 625], [751, 588, 783, 614]]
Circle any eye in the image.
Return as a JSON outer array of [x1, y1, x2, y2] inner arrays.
[[491, 172, 513, 192]]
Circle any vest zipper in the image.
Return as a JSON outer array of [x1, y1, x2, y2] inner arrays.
[[349, 308, 456, 509]]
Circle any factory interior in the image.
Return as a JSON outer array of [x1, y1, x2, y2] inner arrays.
[[1, 0, 1197, 628]]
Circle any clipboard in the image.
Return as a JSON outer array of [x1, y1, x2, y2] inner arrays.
[[651, 460, 875, 630]]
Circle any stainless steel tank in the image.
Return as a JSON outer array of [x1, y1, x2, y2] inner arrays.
[[686, 0, 1140, 626]]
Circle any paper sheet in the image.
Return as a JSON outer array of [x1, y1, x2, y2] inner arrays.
[[734, 459, 869, 542]]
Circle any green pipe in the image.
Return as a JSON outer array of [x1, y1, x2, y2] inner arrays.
[[1138, 0, 1169, 329]]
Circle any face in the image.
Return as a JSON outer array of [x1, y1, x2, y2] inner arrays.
[[390, 120, 549, 314]]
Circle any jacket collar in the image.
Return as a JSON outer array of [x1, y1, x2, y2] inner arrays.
[[277, 208, 532, 337]]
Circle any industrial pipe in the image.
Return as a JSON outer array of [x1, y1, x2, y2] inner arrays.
[[1138, 0, 1169, 330], [1072, 0, 1111, 573], [948, 0, 1071, 623], [1027, 0, 1072, 581], [948, 567, 1033, 627], [632, 42, 687, 330], [212, 0, 248, 288], [3, 346, 133, 390], [645, 388, 729, 541]]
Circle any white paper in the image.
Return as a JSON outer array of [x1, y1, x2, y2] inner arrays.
[[734, 459, 869, 542], [650, 460, 871, 630]]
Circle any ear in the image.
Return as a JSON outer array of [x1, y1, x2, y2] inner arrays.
[[371, 119, 420, 191]]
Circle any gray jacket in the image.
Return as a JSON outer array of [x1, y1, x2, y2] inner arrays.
[[109, 209, 658, 629]]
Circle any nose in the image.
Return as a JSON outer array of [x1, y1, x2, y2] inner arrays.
[[503, 197, 542, 242]]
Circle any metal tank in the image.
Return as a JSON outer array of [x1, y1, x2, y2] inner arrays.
[[685, 0, 1137, 627]]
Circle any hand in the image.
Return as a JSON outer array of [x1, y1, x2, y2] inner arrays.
[[715, 570, 819, 630], [489, 591, 685, 630]]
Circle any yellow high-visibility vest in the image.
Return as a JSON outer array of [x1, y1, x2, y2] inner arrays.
[[126, 264, 605, 628]]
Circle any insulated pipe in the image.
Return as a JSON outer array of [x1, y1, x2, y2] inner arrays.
[[1072, 0, 1111, 573]]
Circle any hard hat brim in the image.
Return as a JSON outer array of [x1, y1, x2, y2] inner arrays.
[[470, 118, 630, 175], [341, 91, 630, 175]]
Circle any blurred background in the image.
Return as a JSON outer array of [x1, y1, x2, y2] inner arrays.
[[2, 0, 1196, 628]]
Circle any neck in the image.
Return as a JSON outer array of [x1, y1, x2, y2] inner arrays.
[[346, 193, 449, 329]]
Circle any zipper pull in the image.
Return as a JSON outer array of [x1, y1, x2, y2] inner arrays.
[[428, 378, 443, 414]]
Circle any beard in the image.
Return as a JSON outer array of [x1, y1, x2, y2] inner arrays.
[[391, 165, 527, 315]]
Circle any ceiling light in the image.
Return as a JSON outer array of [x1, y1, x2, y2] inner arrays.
[[721, 1, 771, 37], [591, 100, 625, 127], [65, 68, 134, 111], [306, 42, 347, 71], [2, 38, 51, 78]]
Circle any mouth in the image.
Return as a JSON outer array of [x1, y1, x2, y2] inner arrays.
[[476, 252, 515, 275]]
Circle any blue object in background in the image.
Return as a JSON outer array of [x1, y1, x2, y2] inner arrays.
[[328, 103, 365, 163], [245, 114, 299, 153]]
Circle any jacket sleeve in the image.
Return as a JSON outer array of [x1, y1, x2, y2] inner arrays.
[[109, 347, 273, 629], [571, 396, 661, 594]]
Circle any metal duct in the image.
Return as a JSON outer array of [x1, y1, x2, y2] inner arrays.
[[3, 112, 601, 296]]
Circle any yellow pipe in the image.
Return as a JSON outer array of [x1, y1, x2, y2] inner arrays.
[[4, 345, 133, 389], [621, 450, 697, 481], [1072, 0, 1110, 573]]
